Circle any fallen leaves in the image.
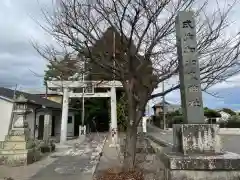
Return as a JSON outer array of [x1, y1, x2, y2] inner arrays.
[[95, 167, 144, 180]]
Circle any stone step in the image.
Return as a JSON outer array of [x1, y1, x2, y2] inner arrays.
[[5, 135, 29, 142], [2, 141, 33, 150]]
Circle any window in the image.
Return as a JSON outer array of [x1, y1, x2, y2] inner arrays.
[[68, 116, 72, 124]]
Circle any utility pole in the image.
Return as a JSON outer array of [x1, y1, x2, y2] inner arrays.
[[162, 81, 166, 130], [81, 0, 91, 128], [113, 30, 116, 78], [81, 58, 85, 127]]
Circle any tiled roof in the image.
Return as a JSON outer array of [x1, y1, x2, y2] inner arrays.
[[0, 87, 62, 109]]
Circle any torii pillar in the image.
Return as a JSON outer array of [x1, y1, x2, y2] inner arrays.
[[109, 86, 119, 147], [60, 87, 69, 144]]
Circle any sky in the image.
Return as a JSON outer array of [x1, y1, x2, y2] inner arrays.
[[1, 0, 240, 111]]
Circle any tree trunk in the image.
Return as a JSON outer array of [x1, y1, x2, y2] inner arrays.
[[122, 80, 148, 171], [123, 124, 137, 171]]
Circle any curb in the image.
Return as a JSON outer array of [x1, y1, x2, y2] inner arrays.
[[146, 134, 173, 148], [91, 135, 108, 175]]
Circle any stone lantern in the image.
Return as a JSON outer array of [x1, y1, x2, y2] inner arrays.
[[11, 94, 33, 132], [0, 94, 40, 166]]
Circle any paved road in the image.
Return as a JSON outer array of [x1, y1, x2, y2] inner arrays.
[[147, 125, 240, 154], [30, 133, 106, 180]]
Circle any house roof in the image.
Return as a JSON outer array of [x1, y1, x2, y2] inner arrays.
[[22, 88, 59, 95], [0, 87, 62, 109], [152, 101, 171, 107]]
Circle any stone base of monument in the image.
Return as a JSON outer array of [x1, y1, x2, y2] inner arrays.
[[162, 151, 240, 180], [0, 129, 41, 166], [172, 124, 222, 154], [162, 124, 240, 180]]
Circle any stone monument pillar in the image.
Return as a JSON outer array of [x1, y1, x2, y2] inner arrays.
[[173, 10, 221, 155], [161, 11, 240, 180]]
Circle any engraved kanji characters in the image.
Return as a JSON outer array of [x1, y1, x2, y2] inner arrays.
[[183, 46, 196, 53], [191, 59, 197, 65], [188, 98, 201, 107], [184, 59, 197, 66], [183, 32, 194, 41], [182, 20, 194, 29], [188, 85, 199, 92]]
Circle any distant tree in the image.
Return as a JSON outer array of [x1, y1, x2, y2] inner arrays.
[[204, 108, 221, 118], [228, 115, 240, 122], [204, 107, 209, 111], [85, 99, 109, 124], [220, 114, 240, 128], [42, 53, 82, 86], [167, 115, 183, 128], [166, 110, 182, 128], [166, 110, 181, 120], [222, 108, 236, 116]]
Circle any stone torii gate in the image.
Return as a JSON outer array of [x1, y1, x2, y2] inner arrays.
[[47, 80, 122, 145]]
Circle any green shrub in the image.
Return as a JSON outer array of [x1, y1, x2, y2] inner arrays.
[[219, 115, 240, 128], [168, 115, 183, 128], [222, 108, 236, 116], [204, 109, 221, 119]]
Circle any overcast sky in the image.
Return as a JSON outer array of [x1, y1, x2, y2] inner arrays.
[[1, 0, 240, 110]]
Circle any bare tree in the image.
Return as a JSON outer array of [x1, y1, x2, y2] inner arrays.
[[39, 0, 240, 170]]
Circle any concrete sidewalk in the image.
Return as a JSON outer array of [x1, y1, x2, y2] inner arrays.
[[94, 135, 122, 176], [0, 133, 106, 180], [30, 134, 106, 180]]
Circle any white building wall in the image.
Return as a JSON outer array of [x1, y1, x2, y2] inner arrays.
[[31, 110, 76, 140], [67, 112, 75, 137], [0, 99, 14, 141], [54, 112, 75, 137], [54, 114, 61, 137], [35, 110, 52, 139], [26, 111, 35, 138]]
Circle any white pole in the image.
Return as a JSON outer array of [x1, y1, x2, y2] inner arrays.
[[79, 56, 86, 136], [60, 87, 69, 144], [81, 59, 85, 127], [162, 81, 166, 129], [109, 30, 118, 146], [110, 87, 118, 145]]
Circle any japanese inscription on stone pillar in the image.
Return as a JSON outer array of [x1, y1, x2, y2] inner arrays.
[[175, 11, 204, 123]]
